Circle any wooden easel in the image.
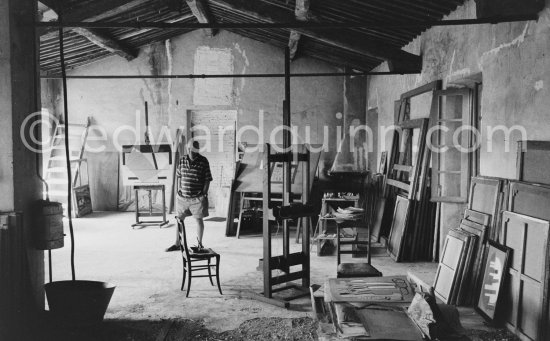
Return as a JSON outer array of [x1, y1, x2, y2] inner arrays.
[[253, 47, 311, 308], [257, 143, 311, 308]]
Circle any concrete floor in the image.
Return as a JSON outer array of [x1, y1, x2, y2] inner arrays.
[[47, 211, 439, 332]]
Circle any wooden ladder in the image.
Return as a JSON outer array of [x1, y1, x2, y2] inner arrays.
[[45, 117, 91, 210]]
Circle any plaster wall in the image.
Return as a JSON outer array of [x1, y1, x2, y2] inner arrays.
[[367, 0, 550, 251], [62, 30, 343, 210], [368, 0, 550, 179]]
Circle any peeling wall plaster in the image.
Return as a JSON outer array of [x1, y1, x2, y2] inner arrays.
[[478, 23, 530, 70]]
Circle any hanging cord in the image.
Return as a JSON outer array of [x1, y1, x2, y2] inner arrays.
[[58, 12, 76, 281], [35, 132, 49, 200], [48, 250, 52, 283]]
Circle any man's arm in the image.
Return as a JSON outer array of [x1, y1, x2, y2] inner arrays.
[[203, 159, 213, 196], [202, 181, 210, 196]]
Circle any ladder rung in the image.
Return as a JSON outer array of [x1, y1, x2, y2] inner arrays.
[[51, 146, 80, 151], [58, 123, 88, 128], [54, 135, 82, 140]]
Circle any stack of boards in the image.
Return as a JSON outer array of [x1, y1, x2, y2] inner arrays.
[[433, 175, 550, 341], [434, 209, 490, 306], [434, 176, 503, 306]]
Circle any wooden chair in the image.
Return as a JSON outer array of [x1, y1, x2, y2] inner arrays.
[[336, 222, 382, 278], [176, 217, 222, 297]]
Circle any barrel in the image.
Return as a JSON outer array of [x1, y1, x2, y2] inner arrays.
[[33, 200, 64, 250]]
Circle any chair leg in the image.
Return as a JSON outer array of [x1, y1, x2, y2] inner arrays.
[[181, 259, 187, 291], [186, 267, 192, 298], [207, 258, 214, 286], [215, 255, 222, 295]]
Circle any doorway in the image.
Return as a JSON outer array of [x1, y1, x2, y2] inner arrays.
[[190, 110, 237, 215]]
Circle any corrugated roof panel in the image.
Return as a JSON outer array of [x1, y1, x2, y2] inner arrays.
[[40, 0, 465, 73]]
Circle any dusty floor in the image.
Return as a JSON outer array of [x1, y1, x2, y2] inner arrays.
[[47, 212, 438, 331], [43, 211, 513, 340]]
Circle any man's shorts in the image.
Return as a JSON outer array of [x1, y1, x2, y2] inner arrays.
[[176, 194, 209, 219]]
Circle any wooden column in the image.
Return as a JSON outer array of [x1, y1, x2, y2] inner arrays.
[[282, 47, 292, 258]]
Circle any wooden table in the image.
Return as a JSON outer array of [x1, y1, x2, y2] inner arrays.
[[313, 276, 422, 340]]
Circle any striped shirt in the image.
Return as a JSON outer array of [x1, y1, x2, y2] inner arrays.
[[177, 154, 213, 198]]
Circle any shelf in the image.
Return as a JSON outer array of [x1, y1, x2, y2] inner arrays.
[[322, 197, 359, 202]]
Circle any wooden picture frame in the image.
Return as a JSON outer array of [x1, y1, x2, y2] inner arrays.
[[500, 211, 550, 340], [475, 240, 511, 323], [433, 229, 470, 304], [468, 176, 502, 240], [387, 195, 410, 262], [463, 209, 491, 227], [448, 229, 475, 305], [516, 140, 550, 185], [385, 118, 429, 200], [457, 220, 488, 305], [73, 184, 92, 217]]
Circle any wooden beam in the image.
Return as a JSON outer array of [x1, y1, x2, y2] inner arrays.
[[185, 0, 217, 37], [211, 0, 421, 72], [72, 27, 138, 60], [39, 0, 149, 36], [288, 0, 311, 60], [288, 31, 301, 60]]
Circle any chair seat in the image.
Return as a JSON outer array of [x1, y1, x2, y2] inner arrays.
[[337, 263, 382, 278], [189, 247, 218, 258]]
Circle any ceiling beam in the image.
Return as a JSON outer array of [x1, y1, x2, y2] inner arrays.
[[71, 27, 138, 60], [185, 0, 217, 37], [288, 0, 311, 60], [39, 0, 149, 36], [210, 0, 421, 72], [39, 0, 146, 61]]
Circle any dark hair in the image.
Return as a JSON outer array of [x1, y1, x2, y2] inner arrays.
[[189, 141, 200, 150]]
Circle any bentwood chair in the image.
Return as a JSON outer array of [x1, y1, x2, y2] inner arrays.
[[176, 217, 222, 297]]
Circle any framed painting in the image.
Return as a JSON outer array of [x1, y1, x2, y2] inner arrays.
[[475, 240, 511, 323]]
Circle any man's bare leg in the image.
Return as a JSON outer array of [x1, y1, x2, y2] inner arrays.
[[166, 217, 184, 252], [195, 217, 205, 247]]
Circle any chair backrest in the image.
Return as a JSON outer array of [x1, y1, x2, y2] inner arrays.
[[176, 217, 190, 258], [336, 223, 370, 265]]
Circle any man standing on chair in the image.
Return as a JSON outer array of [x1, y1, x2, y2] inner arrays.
[[166, 140, 212, 252]]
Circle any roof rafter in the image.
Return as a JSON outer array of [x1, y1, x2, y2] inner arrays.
[[288, 0, 311, 60], [186, 0, 218, 37], [71, 27, 138, 60], [210, 0, 422, 72], [39, 0, 146, 60]]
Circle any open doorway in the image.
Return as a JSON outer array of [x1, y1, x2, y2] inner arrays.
[[190, 110, 237, 216]]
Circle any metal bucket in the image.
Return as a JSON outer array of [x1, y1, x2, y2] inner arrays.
[[33, 200, 64, 250], [45, 280, 115, 327]]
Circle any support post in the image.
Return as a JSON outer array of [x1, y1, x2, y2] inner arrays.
[[262, 144, 272, 298], [282, 47, 292, 258]]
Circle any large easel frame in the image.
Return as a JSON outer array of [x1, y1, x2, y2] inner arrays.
[[259, 143, 311, 308], [255, 47, 311, 308]]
